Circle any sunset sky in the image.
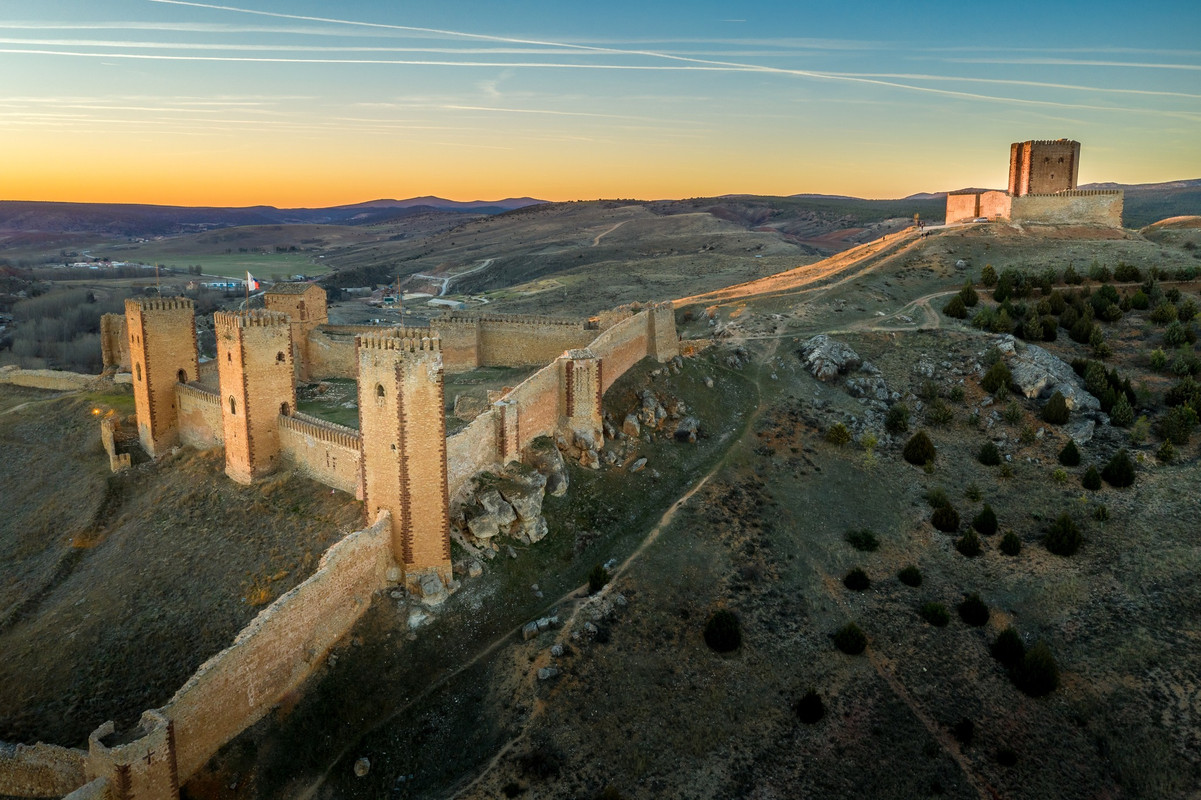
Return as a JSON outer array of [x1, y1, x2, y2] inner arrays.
[[2, 0, 1198, 207]]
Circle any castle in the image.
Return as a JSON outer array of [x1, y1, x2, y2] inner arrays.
[[945, 139, 1123, 226], [102, 289, 678, 594]]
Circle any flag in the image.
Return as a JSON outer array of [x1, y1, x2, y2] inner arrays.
[[246, 271, 260, 291]]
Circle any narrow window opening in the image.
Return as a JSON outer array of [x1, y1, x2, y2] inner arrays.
[[280, 402, 290, 416], [135, 363, 142, 381], [177, 368, 187, 384], [376, 383, 385, 398], [276, 351, 285, 363], [229, 396, 237, 415]]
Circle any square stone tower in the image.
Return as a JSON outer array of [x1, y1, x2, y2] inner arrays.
[[215, 310, 296, 484], [1009, 139, 1080, 196], [263, 282, 327, 381], [356, 333, 451, 590], [125, 297, 199, 457]]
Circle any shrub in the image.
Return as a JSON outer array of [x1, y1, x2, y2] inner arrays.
[[999, 531, 1022, 556], [990, 627, 1026, 667], [978, 441, 1001, 466], [1064, 265, 1082, 285], [793, 689, 826, 724], [957, 593, 989, 626], [1101, 449, 1135, 487], [843, 568, 870, 591], [981, 264, 997, 287], [920, 602, 950, 627], [1081, 465, 1102, 490], [924, 487, 951, 509], [1011, 641, 1060, 697], [1058, 439, 1081, 466], [1163, 320, 1189, 347], [981, 361, 1012, 394], [932, 505, 960, 533], [1093, 504, 1110, 522], [950, 385, 965, 402], [1131, 290, 1151, 310], [1114, 262, 1142, 282], [964, 482, 982, 501], [997, 748, 1019, 767], [832, 622, 867, 655], [1130, 415, 1151, 445], [703, 609, 742, 653], [972, 504, 998, 536], [1109, 395, 1133, 427], [1150, 302, 1178, 325], [588, 563, 610, 594], [943, 295, 968, 319], [1003, 402, 1023, 425], [1041, 391, 1069, 424], [1149, 348, 1168, 370], [903, 430, 936, 466], [825, 422, 852, 446], [898, 565, 922, 587], [845, 528, 879, 551], [1158, 440, 1176, 463], [1159, 405, 1198, 446], [959, 283, 979, 307], [1045, 513, 1082, 556], [955, 529, 982, 557], [885, 403, 910, 434], [925, 400, 954, 427]]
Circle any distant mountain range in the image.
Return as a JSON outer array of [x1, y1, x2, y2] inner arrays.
[[1, 181, 1196, 237], [0, 196, 546, 237]]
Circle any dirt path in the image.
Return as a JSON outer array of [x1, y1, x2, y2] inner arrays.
[[414, 258, 495, 296], [591, 220, 629, 247]]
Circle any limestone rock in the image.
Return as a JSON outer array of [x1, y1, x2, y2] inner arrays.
[[468, 560, 483, 578], [580, 449, 600, 470], [524, 437, 569, 496], [1005, 340, 1100, 414], [1064, 418, 1096, 445], [798, 335, 862, 381], [496, 466, 546, 522], [408, 609, 430, 630], [354, 758, 371, 778], [538, 666, 560, 681], [465, 489, 517, 539], [622, 413, 641, 437], [674, 416, 700, 443], [630, 457, 648, 473]]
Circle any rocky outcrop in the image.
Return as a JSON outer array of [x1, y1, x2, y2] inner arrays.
[[524, 436, 568, 496], [797, 335, 862, 381], [993, 336, 1101, 414]]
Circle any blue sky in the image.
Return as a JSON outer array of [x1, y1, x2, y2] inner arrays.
[[1, 0, 1198, 205]]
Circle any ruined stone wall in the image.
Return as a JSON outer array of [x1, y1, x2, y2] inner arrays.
[[445, 408, 501, 502], [1010, 191, 1123, 227], [0, 741, 87, 798], [357, 335, 451, 584], [0, 365, 95, 391], [278, 411, 363, 498], [588, 309, 652, 393], [648, 302, 679, 362], [175, 383, 224, 451], [978, 191, 1012, 220], [162, 514, 392, 781], [306, 325, 432, 380], [126, 298, 199, 458], [215, 311, 295, 484], [499, 361, 561, 454], [100, 313, 129, 372], [945, 191, 1012, 224], [99, 416, 132, 472]]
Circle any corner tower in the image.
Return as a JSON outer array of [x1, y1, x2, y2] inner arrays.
[[357, 333, 451, 590], [215, 310, 296, 484], [263, 282, 327, 381], [126, 297, 199, 457]]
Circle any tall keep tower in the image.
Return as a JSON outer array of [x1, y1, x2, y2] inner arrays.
[[263, 282, 328, 381], [126, 297, 199, 457], [1009, 139, 1080, 196], [215, 310, 296, 484], [357, 333, 451, 589]]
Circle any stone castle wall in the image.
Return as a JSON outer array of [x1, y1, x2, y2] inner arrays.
[[175, 383, 224, 451], [445, 408, 503, 502], [306, 325, 431, 380], [588, 309, 652, 393], [0, 741, 87, 798], [1011, 190, 1123, 226], [945, 191, 1012, 224], [100, 313, 130, 372], [500, 360, 562, 453], [162, 512, 391, 781], [277, 412, 363, 498]]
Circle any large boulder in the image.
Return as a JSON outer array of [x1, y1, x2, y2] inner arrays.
[[798, 335, 863, 381], [465, 489, 517, 539], [1003, 338, 1101, 414], [524, 436, 569, 496]]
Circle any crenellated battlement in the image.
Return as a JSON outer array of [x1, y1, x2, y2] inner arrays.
[[439, 312, 588, 329], [175, 381, 220, 406], [126, 297, 194, 314], [356, 333, 442, 353], [280, 411, 362, 451], [1022, 189, 1122, 197], [214, 310, 291, 331]]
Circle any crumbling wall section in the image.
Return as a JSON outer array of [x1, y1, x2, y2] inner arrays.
[[278, 411, 363, 498], [175, 383, 224, 450], [100, 313, 129, 372], [445, 408, 501, 502], [162, 513, 392, 781], [0, 740, 87, 798]]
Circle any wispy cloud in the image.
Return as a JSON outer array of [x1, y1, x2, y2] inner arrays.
[[944, 57, 1201, 71]]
